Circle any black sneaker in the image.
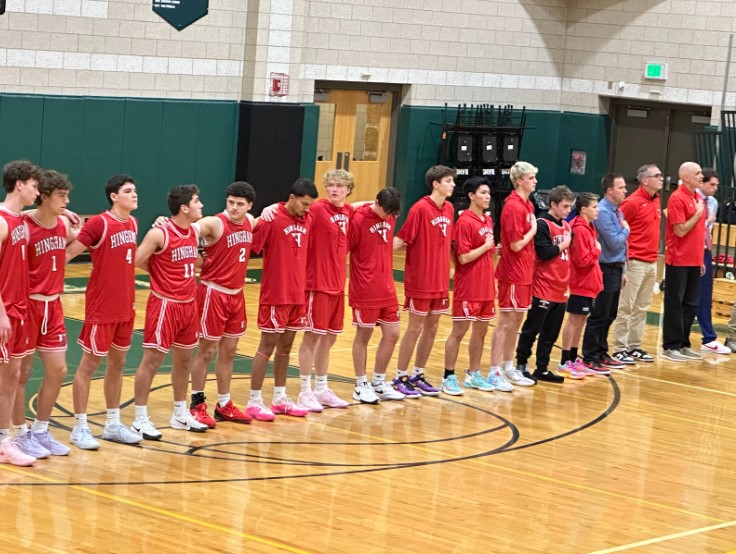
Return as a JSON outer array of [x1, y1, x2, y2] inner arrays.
[[532, 369, 564, 383], [628, 348, 654, 363]]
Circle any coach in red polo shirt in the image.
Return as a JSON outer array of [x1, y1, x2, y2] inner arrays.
[[661, 162, 705, 362]]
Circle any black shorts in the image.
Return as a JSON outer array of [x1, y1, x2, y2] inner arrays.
[[566, 294, 595, 315]]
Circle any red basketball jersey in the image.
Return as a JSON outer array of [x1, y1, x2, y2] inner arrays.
[[148, 220, 199, 302], [532, 218, 571, 303], [496, 190, 535, 285], [76, 211, 138, 324], [26, 214, 67, 296], [397, 196, 453, 299], [452, 209, 495, 302], [0, 207, 29, 319], [305, 199, 353, 294], [199, 212, 253, 290], [252, 203, 310, 306], [348, 203, 397, 309]]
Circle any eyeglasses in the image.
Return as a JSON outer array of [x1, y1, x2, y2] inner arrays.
[[646, 173, 663, 179]]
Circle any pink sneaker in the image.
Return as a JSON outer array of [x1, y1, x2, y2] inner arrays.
[[314, 388, 349, 409], [271, 396, 309, 417], [557, 360, 585, 380], [297, 389, 324, 412], [0, 436, 36, 466], [246, 398, 276, 422]]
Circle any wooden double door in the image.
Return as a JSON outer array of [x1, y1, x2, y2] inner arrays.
[[314, 89, 393, 201]]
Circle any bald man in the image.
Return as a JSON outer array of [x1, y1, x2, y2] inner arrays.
[[660, 162, 706, 362]]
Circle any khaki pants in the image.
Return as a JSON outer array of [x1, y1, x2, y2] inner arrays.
[[612, 259, 657, 352], [727, 302, 736, 341]]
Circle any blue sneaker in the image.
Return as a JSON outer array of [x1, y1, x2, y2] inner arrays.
[[464, 370, 495, 392], [441, 374, 464, 396], [487, 369, 514, 392]]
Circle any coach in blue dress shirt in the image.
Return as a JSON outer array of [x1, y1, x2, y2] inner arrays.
[[582, 173, 630, 369]]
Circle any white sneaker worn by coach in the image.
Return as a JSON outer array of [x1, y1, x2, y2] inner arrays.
[[701, 340, 731, 354]]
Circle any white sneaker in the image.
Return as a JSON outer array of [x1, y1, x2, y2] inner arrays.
[[487, 370, 514, 392], [33, 430, 70, 456], [0, 436, 36, 466], [503, 366, 536, 387], [170, 412, 208, 433], [353, 383, 380, 404], [130, 417, 162, 440], [102, 422, 144, 444], [70, 426, 100, 450], [701, 340, 731, 354], [372, 381, 405, 401], [314, 388, 349, 409], [14, 431, 51, 459], [297, 389, 324, 412]]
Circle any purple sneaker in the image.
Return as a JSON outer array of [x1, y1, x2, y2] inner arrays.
[[409, 373, 441, 396], [392, 376, 421, 398]]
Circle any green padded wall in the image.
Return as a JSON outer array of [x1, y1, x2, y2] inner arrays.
[[0, 94, 239, 230]]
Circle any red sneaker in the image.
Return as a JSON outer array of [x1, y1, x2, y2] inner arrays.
[[190, 403, 217, 429], [214, 400, 253, 424]]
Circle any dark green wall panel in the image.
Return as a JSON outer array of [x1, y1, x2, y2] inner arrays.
[[0, 95, 44, 165], [555, 112, 610, 192], [301, 103, 320, 179], [195, 102, 239, 213]]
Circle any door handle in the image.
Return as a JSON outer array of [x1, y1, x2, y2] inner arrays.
[[336, 151, 343, 169]]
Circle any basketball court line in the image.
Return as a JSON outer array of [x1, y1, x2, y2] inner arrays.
[[587, 519, 736, 553], [0, 464, 315, 554]]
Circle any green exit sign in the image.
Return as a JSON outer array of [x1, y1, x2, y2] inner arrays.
[[644, 62, 667, 80]]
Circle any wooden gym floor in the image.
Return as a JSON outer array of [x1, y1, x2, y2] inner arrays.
[[5, 256, 736, 553]]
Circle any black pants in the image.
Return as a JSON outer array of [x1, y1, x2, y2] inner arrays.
[[662, 264, 701, 350], [583, 264, 622, 362], [516, 296, 567, 371]]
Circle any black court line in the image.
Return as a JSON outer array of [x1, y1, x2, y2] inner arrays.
[[6, 376, 621, 487]]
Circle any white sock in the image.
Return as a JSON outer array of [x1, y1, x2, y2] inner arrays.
[[173, 400, 187, 416], [372, 373, 386, 385], [299, 374, 311, 392], [273, 386, 286, 398], [315, 375, 328, 392], [74, 413, 89, 429], [503, 360, 514, 371], [217, 393, 230, 408], [32, 420, 49, 434], [249, 390, 262, 402], [134, 405, 148, 421], [411, 366, 424, 377], [106, 409, 120, 426], [488, 366, 501, 379], [0, 429, 9, 439], [356, 375, 368, 387], [396, 369, 408, 378], [13, 424, 27, 437]]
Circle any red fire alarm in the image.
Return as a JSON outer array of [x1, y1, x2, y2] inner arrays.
[[270, 73, 289, 97]]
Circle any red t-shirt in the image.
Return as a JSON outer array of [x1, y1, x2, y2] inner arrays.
[[76, 211, 137, 323], [620, 186, 661, 263], [569, 215, 603, 298], [305, 199, 353, 295], [252, 203, 311, 305], [496, 191, 535, 285], [532, 218, 570, 303], [348, 204, 397, 309], [452, 209, 495, 302], [397, 196, 453, 299], [26, 214, 66, 296], [0, 207, 29, 319], [148, 221, 199, 302], [199, 212, 253, 290], [665, 185, 705, 267]]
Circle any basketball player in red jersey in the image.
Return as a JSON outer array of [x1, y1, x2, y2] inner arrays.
[[348, 187, 406, 404], [392, 165, 455, 397], [245, 179, 318, 421], [296, 169, 355, 412], [11, 170, 77, 459], [188, 182, 256, 427], [66, 175, 142, 450], [442, 177, 497, 396], [131, 184, 208, 439], [0, 160, 40, 466]]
